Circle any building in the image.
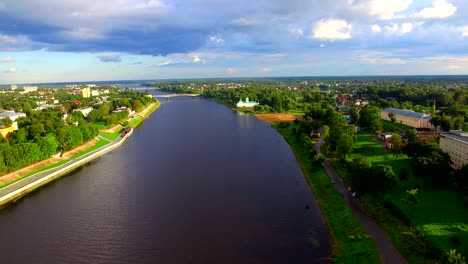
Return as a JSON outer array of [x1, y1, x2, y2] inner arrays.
[[91, 90, 100, 97], [0, 111, 27, 122], [439, 130, 468, 169], [23, 86, 38, 93], [381, 108, 433, 128], [236, 97, 259, 108], [81, 87, 91, 98], [0, 111, 26, 137], [144, 89, 152, 98], [10, 84, 17, 90], [73, 107, 93, 118]]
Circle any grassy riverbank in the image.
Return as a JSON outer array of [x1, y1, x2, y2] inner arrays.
[[274, 124, 380, 263]]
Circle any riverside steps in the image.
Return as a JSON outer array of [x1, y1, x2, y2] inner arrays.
[[0, 129, 133, 208]]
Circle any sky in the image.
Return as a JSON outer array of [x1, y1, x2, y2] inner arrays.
[[0, 0, 467, 84]]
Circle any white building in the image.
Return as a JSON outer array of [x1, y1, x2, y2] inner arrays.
[[91, 90, 100, 97], [236, 97, 259, 108], [439, 130, 468, 169], [23, 86, 38, 93], [0, 111, 27, 122], [10, 84, 17, 90], [73, 107, 93, 118]]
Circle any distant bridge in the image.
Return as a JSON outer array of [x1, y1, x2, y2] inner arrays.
[[153, 93, 201, 98]]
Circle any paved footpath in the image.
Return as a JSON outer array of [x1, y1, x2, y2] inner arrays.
[[315, 139, 407, 264]]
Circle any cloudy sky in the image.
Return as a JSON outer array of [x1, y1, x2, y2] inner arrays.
[[0, 0, 467, 83]]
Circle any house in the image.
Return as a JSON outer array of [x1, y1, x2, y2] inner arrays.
[[236, 97, 259, 108], [144, 89, 152, 98], [381, 108, 433, 129], [439, 130, 468, 169]]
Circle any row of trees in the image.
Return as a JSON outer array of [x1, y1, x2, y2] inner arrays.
[[0, 109, 98, 174]]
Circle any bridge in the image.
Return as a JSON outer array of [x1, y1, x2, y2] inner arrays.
[[153, 93, 201, 98]]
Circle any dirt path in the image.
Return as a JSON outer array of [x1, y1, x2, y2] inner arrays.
[[315, 139, 407, 264]]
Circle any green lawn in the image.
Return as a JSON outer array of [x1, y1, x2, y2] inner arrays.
[[387, 189, 468, 256], [275, 124, 380, 263], [382, 120, 413, 132], [333, 131, 468, 262], [99, 129, 124, 141], [93, 121, 108, 130]]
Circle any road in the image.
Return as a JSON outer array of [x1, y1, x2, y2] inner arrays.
[[315, 139, 407, 264]]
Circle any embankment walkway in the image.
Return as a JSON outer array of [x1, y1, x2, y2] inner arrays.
[[315, 139, 407, 264], [0, 131, 131, 208]]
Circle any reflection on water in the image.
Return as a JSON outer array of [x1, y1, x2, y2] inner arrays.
[[0, 93, 330, 264]]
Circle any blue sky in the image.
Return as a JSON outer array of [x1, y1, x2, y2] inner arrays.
[[0, 0, 467, 84]]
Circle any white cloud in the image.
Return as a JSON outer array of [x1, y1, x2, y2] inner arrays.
[[371, 24, 382, 33], [320, 44, 325, 48], [158, 60, 172, 66], [383, 23, 414, 35], [289, 27, 304, 37], [351, 0, 413, 20], [446, 65, 460, 71], [313, 19, 352, 40], [358, 51, 407, 65], [8, 67, 16, 73], [259, 67, 270, 73], [1, 56, 14, 63], [191, 54, 206, 64], [209, 36, 224, 44], [415, 0, 456, 19], [459, 25, 468, 37]]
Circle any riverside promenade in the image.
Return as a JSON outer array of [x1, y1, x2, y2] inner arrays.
[[0, 130, 132, 208]]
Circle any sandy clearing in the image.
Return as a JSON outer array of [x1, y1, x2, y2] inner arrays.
[[255, 113, 299, 124]]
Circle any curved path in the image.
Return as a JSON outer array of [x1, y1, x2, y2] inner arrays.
[[315, 139, 407, 264]]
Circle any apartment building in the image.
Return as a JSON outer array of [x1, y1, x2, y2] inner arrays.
[[439, 130, 468, 169]]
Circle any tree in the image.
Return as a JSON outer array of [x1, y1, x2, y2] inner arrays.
[[406, 129, 417, 143], [445, 249, 466, 264], [2, 117, 12, 127], [359, 106, 382, 132], [349, 107, 360, 124], [336, 134, 354, 160], [401, 189, 419, 217], [388, 112, 397, 123], [321, 125, 330, 140], [133, 99, 144, 112], [392, 133, 403, 159], [372, 164, 397, 194]]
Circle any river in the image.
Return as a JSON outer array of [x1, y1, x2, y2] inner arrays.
[[0, 93, 330, 263]]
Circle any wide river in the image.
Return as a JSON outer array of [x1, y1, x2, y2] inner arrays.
[[0, 93, 330, 263]]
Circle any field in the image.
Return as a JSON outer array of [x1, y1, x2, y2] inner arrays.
[[382, 120, 413, 132], [336, 132, 468, 260], [255, 113, 299, 123], [274, 124, 380, 263]]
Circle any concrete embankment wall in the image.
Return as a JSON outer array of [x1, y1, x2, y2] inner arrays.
[[0, 131, 133, 208]]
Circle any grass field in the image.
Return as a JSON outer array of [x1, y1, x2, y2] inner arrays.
[[333, 131, 468, 261], [99, 129, 123, 141], [348, 133, 412, 178], [382, 120, 413, 132], [387, 189, 468, 256], [93, 121, 108, 130], [275, 124, 380, 263]]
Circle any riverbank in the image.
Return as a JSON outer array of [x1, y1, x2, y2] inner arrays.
[[273, 124, 381, 263], [0, 101, 160, 208]]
